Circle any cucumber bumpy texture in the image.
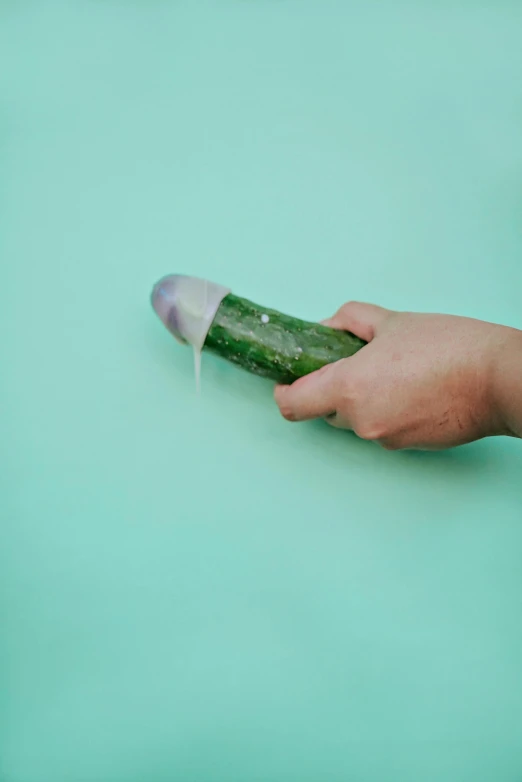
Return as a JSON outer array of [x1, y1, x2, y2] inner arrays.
[[203, 294, 367, 384]]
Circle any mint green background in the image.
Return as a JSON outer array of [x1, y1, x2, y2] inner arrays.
[[1, 2, 522, 781]]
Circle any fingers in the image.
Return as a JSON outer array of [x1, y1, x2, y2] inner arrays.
[[274, 362, 343, 422], [274, 300, 391, 426], [322, 301, 391, 342], [324, 411, 352, 430]]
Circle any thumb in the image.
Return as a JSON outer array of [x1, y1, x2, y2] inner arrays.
[[322, 301, 391, 342], [274, 362, 342, 422]]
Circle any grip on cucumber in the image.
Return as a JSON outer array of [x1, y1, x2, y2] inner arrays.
[[151, 274, 367, 385]]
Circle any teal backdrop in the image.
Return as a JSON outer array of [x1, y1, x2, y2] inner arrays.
[[1, 2, 522, 781]]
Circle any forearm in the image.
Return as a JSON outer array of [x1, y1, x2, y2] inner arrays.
[[494, 328, 522, 439]]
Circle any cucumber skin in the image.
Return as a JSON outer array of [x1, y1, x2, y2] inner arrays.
[[203, 294, 367, 384]]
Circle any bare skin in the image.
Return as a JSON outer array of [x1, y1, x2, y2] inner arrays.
[[274, 302, 522, 451]]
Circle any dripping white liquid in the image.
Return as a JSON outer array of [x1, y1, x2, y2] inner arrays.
[[194, 347, 202, 395], [160, 275, 230, 395]]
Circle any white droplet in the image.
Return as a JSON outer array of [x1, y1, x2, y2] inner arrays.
[[296, 347, 302, 353], [261, 314, 269, 324]]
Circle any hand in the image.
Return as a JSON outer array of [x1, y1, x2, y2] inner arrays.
[[274, 301, 522, 451]]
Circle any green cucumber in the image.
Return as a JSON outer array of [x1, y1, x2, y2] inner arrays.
[[204, 293, 366, 384]]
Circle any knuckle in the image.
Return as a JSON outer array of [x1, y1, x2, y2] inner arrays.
[[379, 438, 401, 451], [338, 301, 358, 318], [354, 420, 387, 442], [357, 427, 383, 442]]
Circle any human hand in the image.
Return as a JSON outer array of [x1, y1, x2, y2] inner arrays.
[[274, 301, 522, 450]]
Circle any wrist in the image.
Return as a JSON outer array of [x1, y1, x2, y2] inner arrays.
[[492, 327, 522, 439]]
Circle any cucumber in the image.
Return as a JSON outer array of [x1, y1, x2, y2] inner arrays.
[[151, 275, 366, 385], [204, 293, 366, 384]]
